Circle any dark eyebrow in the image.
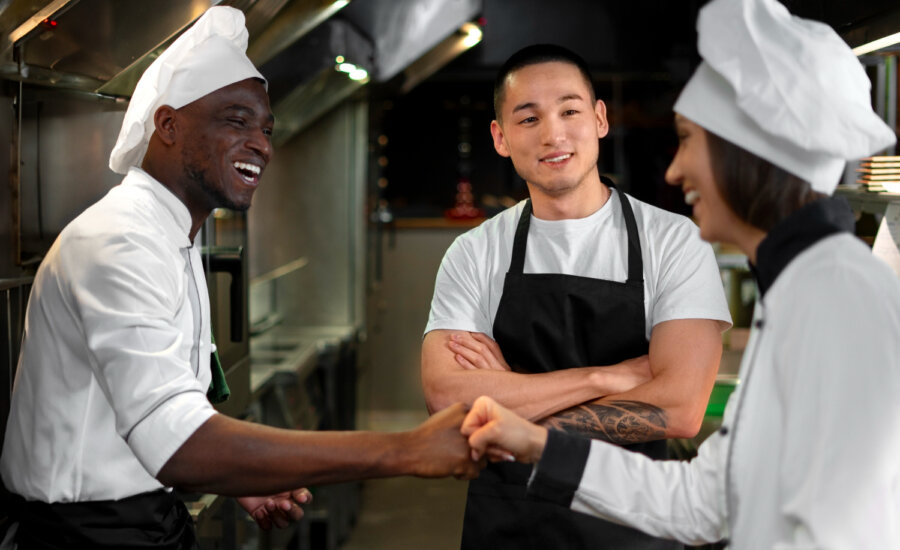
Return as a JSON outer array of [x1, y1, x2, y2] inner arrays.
[[511, 93, 585, 115], [557, 93, 583, 104], [225, 104, 275, 124], [512, 101, 536, 114]]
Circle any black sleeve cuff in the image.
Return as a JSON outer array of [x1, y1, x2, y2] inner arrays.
[[526, 429, 591, 508]]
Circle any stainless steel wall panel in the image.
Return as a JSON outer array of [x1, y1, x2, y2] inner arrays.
[[0, 94, 14, 278], [363, 228, 463, 411], [17, 92, 125, 252], [248, 99, 367, 329]]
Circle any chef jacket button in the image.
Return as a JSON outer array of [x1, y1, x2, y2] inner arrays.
[[754, 319, 765, 329], [719, 426, 729, 436]]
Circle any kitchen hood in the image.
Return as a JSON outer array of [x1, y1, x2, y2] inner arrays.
[[1, 0, 483, 141]]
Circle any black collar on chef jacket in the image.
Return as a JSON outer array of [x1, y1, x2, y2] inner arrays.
[[749, 195, 855, 298]]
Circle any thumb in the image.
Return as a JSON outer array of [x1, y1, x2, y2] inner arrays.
[[467, 420, 499, 458]]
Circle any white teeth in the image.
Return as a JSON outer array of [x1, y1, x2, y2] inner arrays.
[[685, 190, 700, 205], [233, 161, 261, 175], [544, 154, 571, 163]]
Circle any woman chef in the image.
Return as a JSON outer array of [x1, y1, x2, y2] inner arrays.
[[456, 0, 900, 547]]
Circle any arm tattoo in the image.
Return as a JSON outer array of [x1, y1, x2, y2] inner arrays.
[[539, 400, 667, 445]]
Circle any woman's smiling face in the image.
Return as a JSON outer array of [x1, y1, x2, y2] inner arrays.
[[665, 115, 745, 244]]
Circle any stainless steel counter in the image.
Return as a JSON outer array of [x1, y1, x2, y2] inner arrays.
[[249, 324, 358, 395]]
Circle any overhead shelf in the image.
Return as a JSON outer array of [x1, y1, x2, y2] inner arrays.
[[835, 187, 900, 216]]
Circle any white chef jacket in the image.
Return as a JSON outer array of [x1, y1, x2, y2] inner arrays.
[[528, 229, 900, 548], [0, 167, 218, 503]]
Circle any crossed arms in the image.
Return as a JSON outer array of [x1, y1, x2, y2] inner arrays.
[[422, 318, 722, 444]]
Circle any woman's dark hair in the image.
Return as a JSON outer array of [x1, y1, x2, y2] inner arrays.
[[705, 131, 826, 232]]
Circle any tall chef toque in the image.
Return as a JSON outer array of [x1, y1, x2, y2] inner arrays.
[[109, 6, 266, 174], [674, 0, 897, 195]]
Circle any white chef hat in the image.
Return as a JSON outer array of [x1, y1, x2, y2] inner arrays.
[[108, 6, 266, 174], [674, 0, 897, 195]]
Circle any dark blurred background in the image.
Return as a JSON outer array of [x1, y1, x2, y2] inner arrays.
[[369, 0, 900, 219]]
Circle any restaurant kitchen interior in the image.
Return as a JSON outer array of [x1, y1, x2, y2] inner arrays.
[[0, 0, 899, 548]]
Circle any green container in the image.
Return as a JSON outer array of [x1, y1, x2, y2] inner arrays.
[[705, 378, 739, 418]]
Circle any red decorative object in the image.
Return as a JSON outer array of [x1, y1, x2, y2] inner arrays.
[[445, 178, 484, 219]]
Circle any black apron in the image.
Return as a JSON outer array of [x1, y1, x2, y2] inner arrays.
[[461, 186, 681, 550], [11, 489, 199, 549]]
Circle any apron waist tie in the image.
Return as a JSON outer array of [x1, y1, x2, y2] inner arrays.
[[10, 490, 199, 550]]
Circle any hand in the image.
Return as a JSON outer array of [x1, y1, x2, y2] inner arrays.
[[406, 402, 485, 480], [591, 354, 652, 395], [461, 396, 548, 464], [448, 332, 511, 371], [237, 488, 312, 530]]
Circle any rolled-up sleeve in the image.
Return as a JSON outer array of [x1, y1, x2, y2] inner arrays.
[[65, 228, 216, 476]]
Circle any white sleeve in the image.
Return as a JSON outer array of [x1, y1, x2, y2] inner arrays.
[[424, 234, 493, 336], [771, 269, 900, 549], [651, 219, 731, 331], [64, 229, 216, 476], [528, 430, 728, 545]]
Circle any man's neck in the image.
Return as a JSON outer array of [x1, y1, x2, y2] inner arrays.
[[527, 173, 610, 220], [141, 162, 209, 242]]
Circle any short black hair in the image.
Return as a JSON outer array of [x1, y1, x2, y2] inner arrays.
[[493, 44, 596, 122]]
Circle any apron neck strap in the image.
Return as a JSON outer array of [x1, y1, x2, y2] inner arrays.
[[509, 180, 644, 283], [509, 199, 533, 274], [603, 178, 644, 285]]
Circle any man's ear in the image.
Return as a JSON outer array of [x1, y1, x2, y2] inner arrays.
[[594, 99, 609, 139], [490, 120, 510, 158], [152, 105, 178, 146]]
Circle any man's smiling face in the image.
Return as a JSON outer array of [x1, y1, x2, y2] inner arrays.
[[177, 78, 274, 212], [490, 61, 608, 198]]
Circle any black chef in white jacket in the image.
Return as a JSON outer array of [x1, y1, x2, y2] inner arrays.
[[0, 7, 480, 549]]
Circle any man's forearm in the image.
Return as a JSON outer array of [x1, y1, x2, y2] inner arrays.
[[422, 330, 649, 421], [159, 416, 416, 496], [537, 349, 717, 443], [158, 404, 475, 496], [538, 398, 668, 445], [429, 319, 722, 444], [425, 367, 609, 422], [537, 319, 725, 443]]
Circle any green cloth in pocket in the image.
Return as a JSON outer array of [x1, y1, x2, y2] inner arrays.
[[207, 333, 231, 404]]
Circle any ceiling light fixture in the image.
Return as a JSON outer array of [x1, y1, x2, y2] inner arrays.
[[334, 60, 370, 83], [460, 22, 482, 49], [348, 68, 368, 81], [853, 31, 900, 56]]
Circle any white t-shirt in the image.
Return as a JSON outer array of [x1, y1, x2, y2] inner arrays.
[[426, 189, 732, 340]]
